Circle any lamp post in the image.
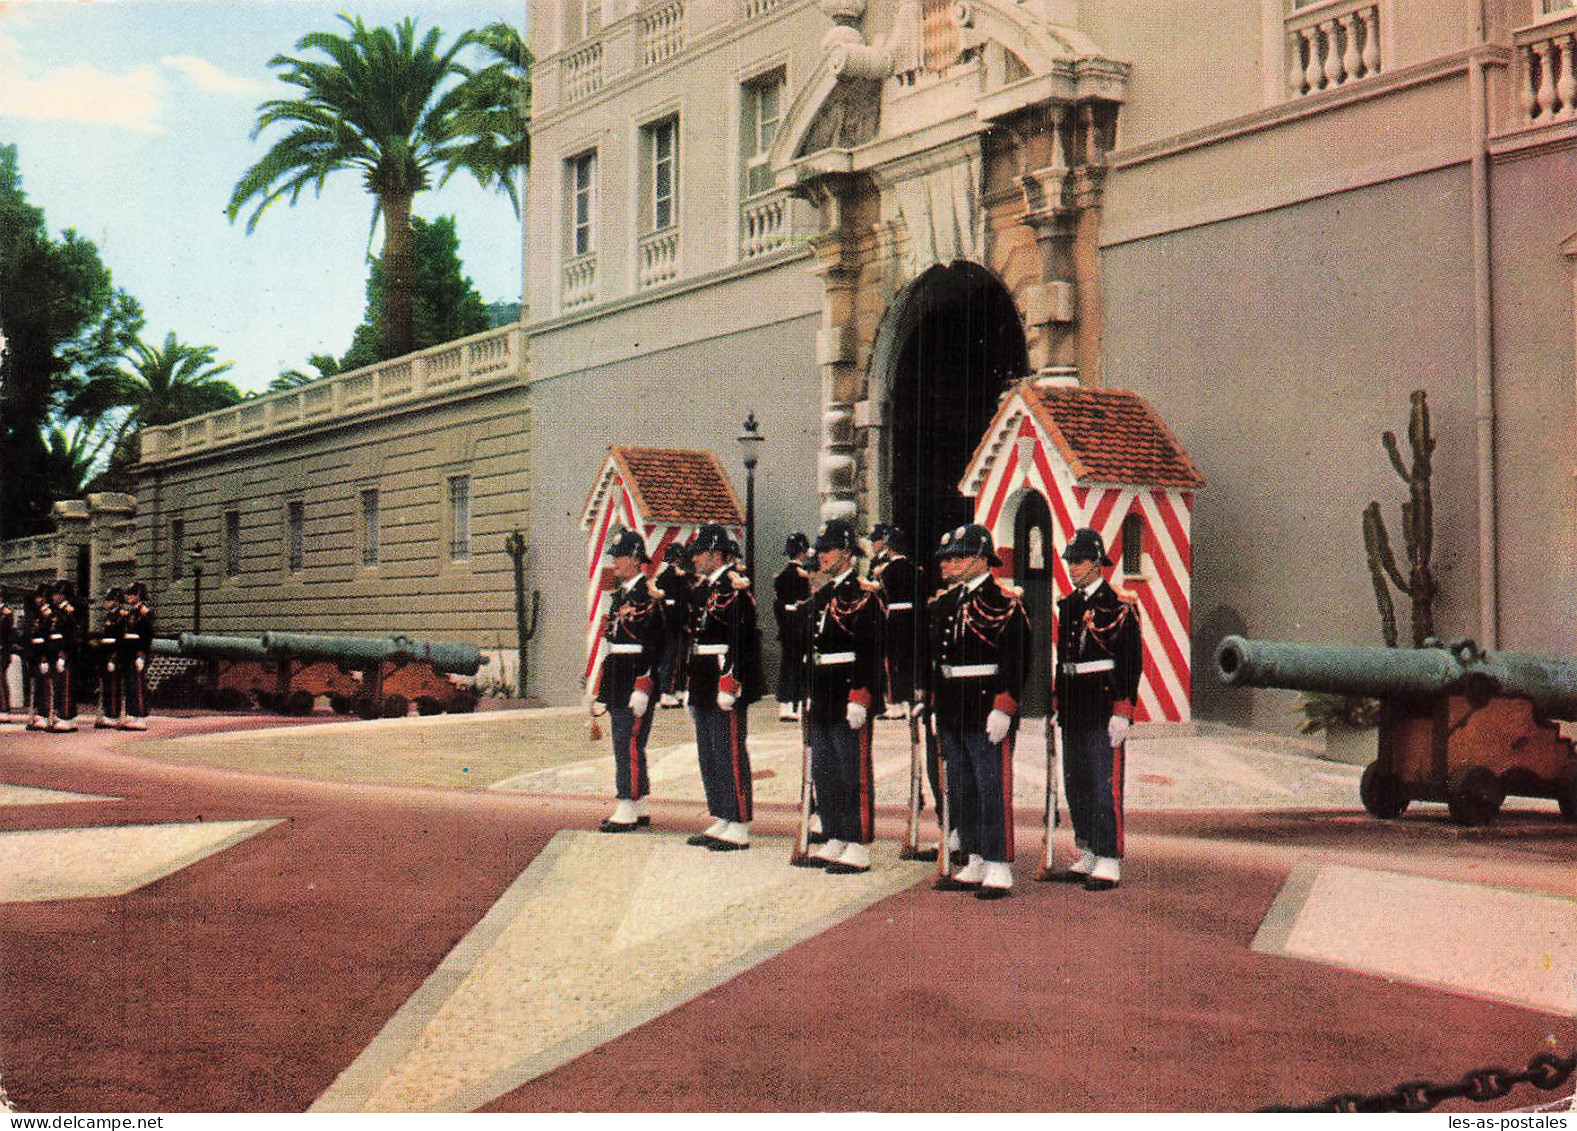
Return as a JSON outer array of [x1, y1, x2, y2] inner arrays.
[[737, 412, 764, 581], [187, 543, 204, 634]]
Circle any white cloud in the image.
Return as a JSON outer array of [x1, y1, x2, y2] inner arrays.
[[0, 62, 166, 133], [161, 54, 265, 97]]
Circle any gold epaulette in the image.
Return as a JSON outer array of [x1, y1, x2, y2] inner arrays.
[[858, 577, 883, 593], [999, 582, 1024, 599], [728, 571, 752, 590], [1112, 584, 1140, 605]]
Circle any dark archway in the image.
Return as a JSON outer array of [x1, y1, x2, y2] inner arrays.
[[883, 262, 1028, 587]]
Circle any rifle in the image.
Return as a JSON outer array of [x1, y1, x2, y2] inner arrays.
[[899, 705, 924, 858], [789, 595, 817, 866], [1036, 714, 1061, 880]]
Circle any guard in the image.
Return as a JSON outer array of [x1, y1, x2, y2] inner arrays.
[[94, 587, 128, 729], [772, 532, 812, 722], [47, 581, 81, 731], [684, 524, 763, 850], [24, 585, 56, 731], [118, 582, 155, 730], [1050, 527, 1142, 891], [591, 529, 666, 832], [653, 542, 690, 708], [927, 524, 1029, 898], [869, 524, 921, 719], [801, 520, 884, 873], [0, 593, 14, 719]]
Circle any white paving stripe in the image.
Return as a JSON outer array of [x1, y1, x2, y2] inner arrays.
[[0, 782, 118, 807], [1254, 863, 1577, 1016], [0, 820, 283, 903], [312, 829, 921, 1113]]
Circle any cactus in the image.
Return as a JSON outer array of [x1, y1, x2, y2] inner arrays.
[[1361, 389, 1437, 648], [504, 530, 542, 698]]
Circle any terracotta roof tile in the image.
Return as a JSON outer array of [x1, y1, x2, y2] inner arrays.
[[611, 446, 744, 525], [1023, 385, 1204, 489]]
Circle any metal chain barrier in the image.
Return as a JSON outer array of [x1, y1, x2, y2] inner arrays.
[[1263, 1046, 1576, 1113]]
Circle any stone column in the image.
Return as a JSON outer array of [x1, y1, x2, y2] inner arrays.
[[807, 179, 864, 523]]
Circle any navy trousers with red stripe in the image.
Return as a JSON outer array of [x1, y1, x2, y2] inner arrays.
[[938, 725, 1016, 863], [608, 701, 656, 800], [690, 704, 753, 823], [809, 718, 875, 845], [1061, 723, 1125, 859]]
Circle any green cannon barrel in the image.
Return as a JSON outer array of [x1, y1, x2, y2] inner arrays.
[[152, 637, 182, 657], [1215, 635, 1577, 718], [260, 631, 486, 676], [175, 633, 271, 662]]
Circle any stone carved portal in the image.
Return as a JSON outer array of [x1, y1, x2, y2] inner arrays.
[[880, 263, 1027, 568]]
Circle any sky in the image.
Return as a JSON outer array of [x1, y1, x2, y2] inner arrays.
[[0, 0, 527, 396]]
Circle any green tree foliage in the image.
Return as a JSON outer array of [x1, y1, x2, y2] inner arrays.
[[270, 353, 342, 391], [0, 144, 141, 538], [227, 15, 531, 359], [339, 215, 491, 371]]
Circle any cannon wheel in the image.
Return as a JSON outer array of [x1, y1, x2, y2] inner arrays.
[[1557, 763, 1577, 822], [1447, 766, 1504, 826], [1359, 762, 1409, 820]]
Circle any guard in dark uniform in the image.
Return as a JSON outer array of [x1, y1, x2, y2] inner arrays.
[[684, 524, 762, 850], [869, 524, 920, 719], [927, 524, 1030, 898], [1050, 527, 1143, 891], [119, 582, 155, 729], [653, 542, 690, 708], [591, 530, 666, 832], [0, 593, 15, 719], [801, 520, 884, 873], [772, 532, 812, 722], [94, 587, 128, 729], [24, 585, 56, 731], [47, 580, 81, 730]]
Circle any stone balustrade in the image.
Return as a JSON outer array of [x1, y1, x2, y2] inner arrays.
[[0, 534, 59, 574], [1517, 12, 1577, 124], [1286, 0, 1381, 98], [744, 0, 780, 17], [637, 228, 680, 287], [563, 40, 605, 104], [563, 253, 598, 309], [139, 324, 526, 465], [740, 191, 791, 259], [640, 1, 685, 68]]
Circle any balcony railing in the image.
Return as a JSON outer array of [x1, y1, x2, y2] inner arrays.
[[1517, 13, 1577, 124], [640, 1, 685, 68], [1286, 0, 1381, 98], [563, 40, 604, 104], [744, 0, 781, 17], [740, 191, 791, 259], [637, 228, 680, 288], [563, 253, 598, 309], [139, 324, 526, 465], [0, 533, 59, 574]]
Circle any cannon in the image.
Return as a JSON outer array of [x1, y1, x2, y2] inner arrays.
[[156, 631, 485, 716], [1216, 635, 1577, 826]]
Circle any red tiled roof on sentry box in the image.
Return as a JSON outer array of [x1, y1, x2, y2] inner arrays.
[[1023, 385, 1205, 489], [611, 446, 745, 525]]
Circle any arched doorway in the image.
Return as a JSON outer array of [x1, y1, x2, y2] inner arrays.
[[1013, 490, 1053, 718], [882, 262, 1028, 584]]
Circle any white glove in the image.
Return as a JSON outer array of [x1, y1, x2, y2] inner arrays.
[[589, 700, 608, 718], [846, 700, 868, 730], [1108, 715, 1132, 747], [909, 697, 926, 720], [716, 689, 737, 711], [628, 689, 649, 715], [985, 708, 1012, 745], [135, 655, 145, 673], [106, 661, 116, 674]]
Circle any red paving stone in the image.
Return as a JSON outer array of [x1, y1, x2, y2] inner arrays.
[[1, 718, 1572, 1113]]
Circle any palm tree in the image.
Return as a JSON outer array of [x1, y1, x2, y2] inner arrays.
[[40, 421, 112, 502], [270, 353, 341, 391], [227, 15, 531, 359], [67, 331, 243, 450]]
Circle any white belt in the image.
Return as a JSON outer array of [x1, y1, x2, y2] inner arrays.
[[606, 643, 644, 655], [814, 651, 855, 665], [941, 663, 998, 678], [693, 643, 729, 656], [101, 638, 116, 646], [49, 634, 63, 642], [1062, 659, 1115, 674], [124, 634, 143, 642], [886, 602, 913, 611], [663, 599, 677, 606]]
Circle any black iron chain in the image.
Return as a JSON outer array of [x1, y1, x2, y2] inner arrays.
[[1262, 1046, 1576, 1113]]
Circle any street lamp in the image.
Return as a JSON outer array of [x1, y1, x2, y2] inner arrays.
[[737, 412, 764, 581], [187, 542, 204, 634]]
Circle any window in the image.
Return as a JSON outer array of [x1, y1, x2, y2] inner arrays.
[[286, 500, 305, 573], [644, 118, 678, 232], [448, 476, 471, 562], [742, 70, 784, 198], [569, 151, 596, 257], [1121, 514, 1144, 576], [361, 489, 380, 567], [225, 511, 241, 578], [170, 519, 185, 580]]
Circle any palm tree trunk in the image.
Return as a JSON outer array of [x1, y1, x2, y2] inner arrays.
[[382, 190, 416, 358]]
